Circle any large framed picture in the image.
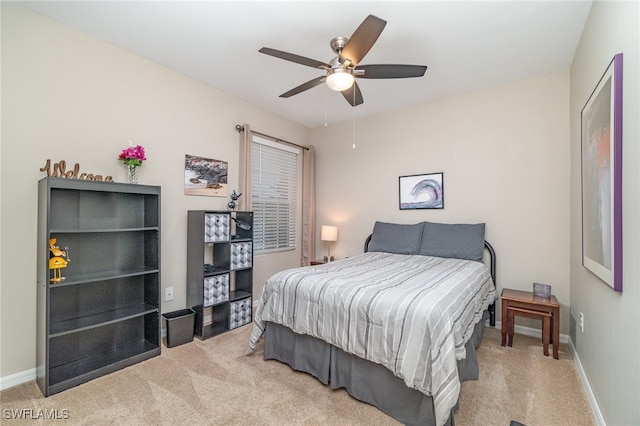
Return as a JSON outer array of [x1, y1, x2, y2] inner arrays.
[[399, 172, 444, 210], [581, 53, 623, 292], [184, 154, 228, 197]]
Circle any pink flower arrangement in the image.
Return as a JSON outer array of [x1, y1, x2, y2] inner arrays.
[[119, 143, 146, 167]]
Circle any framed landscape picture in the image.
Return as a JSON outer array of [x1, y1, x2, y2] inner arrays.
[[184, 154, 228, 197], [581, 53, 623, 292], [399, 172, 444, 210]]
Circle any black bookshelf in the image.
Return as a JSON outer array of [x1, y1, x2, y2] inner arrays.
[[186, 210, 253, 339], [37, 177, 161, 397]]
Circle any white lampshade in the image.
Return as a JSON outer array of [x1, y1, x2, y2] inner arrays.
[[326, 69, 354, 92], [321, 225, 338, 242]]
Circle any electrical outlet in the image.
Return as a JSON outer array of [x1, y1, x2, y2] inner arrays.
[[579, 312, 584, 332], [165, 287, 174, 301]]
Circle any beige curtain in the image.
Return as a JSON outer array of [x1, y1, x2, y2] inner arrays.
[[239, 123, 315, 266], [301, 145, 316, 266], [238, 124, 252, 211]]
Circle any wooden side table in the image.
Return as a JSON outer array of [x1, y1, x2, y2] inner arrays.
[[500, 288, 560, 359]]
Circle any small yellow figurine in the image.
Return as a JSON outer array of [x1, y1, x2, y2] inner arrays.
[[49, 238, 70, 282]]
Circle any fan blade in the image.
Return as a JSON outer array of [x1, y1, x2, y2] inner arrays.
[[259, 47, 329, 69], [341, 82, 363, 106], [355, 64, 427, 79], [339, 15, 386, 66], [280, 76, 326, 98]]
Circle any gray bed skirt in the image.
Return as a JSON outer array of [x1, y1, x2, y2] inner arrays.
[[264, 311, 488, 426]]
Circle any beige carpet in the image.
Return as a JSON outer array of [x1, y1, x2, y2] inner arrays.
[[1, 326, 595, 425]]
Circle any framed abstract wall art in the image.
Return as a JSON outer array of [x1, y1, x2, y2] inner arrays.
[[184, 154, 228, 197], [399, 172, 444, 210], [581, 53, 623, 292]]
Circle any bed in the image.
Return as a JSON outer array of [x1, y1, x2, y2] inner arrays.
[[246, 221, 497, 426]]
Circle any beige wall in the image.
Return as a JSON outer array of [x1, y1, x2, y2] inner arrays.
[[0, 4, 309, 379], [311, 71, 571, 331], [569, 1, 640, 424]]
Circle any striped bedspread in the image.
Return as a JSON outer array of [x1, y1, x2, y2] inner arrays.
[[246, 252, 495, 426]]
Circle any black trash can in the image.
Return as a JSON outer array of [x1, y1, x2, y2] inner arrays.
[[162, 308, 195, 348]]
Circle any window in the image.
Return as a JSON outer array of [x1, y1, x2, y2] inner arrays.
[[251, 135, 299, 253]]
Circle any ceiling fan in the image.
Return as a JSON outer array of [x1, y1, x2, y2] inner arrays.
[[259, 15, 427, 107]]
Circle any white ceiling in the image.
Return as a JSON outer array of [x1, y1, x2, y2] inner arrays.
[[15, 1, 592, 128]]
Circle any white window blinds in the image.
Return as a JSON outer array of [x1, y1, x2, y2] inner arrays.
[[251, 136, 299, 253]]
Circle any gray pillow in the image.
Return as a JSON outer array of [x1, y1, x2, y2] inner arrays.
[[419, 222, 485, 261], [367, 221, 424, 255]]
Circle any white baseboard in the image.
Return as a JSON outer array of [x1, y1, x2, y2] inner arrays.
[[492, 321, 604, 426], [493, 320, 570, 344], [568, 338, 606, 426], [0, 368, 36, 391]]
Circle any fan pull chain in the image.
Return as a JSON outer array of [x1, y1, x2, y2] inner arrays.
[[324, 86, 328, 128], [352, 115, 356, 150], [352, 89, 356, 149]]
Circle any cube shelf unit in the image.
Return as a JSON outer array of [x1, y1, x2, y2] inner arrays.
[[187, 210, 253, 339], [37, 177, 161, 397]]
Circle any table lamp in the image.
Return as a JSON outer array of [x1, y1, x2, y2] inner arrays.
[[321, 225, 338, 262]]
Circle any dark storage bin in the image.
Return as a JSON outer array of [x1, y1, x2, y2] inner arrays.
[[162, 308, 195, 348]]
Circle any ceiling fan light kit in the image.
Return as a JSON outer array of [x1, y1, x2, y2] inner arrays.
[[326, 68, 355, 91], [259, 14, 427, 107]]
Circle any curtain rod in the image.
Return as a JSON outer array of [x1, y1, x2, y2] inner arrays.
[[235, 124, 309, 151]]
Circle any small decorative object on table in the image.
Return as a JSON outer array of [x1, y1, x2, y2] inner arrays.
[[119, 141, 146, 184], [227, 190, 242, 210], [533, 282, 551, 299], [49, 238, 70, 283]]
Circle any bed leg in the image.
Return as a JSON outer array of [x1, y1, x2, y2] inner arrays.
[[489, 302, 496, 327]]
